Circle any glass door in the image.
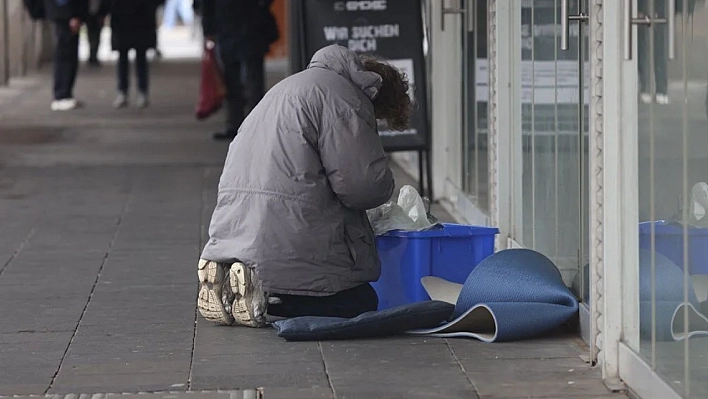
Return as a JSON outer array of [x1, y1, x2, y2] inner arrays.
[[513, 0, 590, 297], [626, 0, 708, 397]]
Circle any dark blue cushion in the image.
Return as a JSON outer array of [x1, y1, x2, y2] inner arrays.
[[271, 300, 454, 341]]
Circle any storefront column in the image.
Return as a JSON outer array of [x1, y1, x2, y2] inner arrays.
[[487, 0, 520, 250], [590, 0, 639, 383]]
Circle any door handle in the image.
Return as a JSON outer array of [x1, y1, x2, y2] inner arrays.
[[624, 0, 676, 60], [441, 0, 464, 32], [668, 0, 675, 59], [561, 0, 589, 50], [466, 0, 475, 33]]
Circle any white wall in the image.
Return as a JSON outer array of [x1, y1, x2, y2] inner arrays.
[[393, 0, 468, 222]]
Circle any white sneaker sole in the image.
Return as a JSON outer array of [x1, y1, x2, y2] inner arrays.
[[197, 260, 235, 325], [229, 262, 267, 328], [51, 100, 80, 111]]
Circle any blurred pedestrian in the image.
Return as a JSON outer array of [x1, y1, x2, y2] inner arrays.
[[85, 0, 109, 67], [162, 0, 193, 30], [637, 0, 696, 105], [44, 0, 88, 111], [109, 0, 162, 108], [201, 0, 279, 140], [151, 1, 167, 60]]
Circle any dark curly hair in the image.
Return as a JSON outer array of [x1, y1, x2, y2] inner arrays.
[[361, 57, 413, 131]]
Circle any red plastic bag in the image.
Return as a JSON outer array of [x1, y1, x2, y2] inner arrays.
[[195, 42, 226, 120]]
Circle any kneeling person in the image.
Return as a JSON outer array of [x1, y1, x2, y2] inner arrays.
[[197, 45, 413, 327]]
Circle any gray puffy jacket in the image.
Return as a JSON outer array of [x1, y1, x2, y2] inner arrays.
[[201, 45, 395, 296]]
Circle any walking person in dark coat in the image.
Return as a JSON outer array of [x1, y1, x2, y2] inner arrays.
[[201, 0, 279, 140], [109, 0, 162, 108], [43, 0, 89, 111]]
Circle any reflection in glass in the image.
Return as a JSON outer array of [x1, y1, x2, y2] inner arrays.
[[636, 0, 708, 397], [462, 0, 489, 212]]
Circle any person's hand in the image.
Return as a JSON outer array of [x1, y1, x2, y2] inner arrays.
[[69, 18, 81, 34], [205, 36, 217, 49]]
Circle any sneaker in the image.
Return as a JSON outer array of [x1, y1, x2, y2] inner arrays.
[[51, 98, 80, 111], [88, 58, 102, 68], [197, 260, 236, 325], [228, 262, 268, 327], [136, 93, 149, 108], [113, 93, 128, 108], [656, 93, 670, 105], [640, 93, 653, 104]]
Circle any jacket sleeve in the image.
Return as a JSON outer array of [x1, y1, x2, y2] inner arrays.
[[71, 0, 90, 19], [319, 109, 395, 211]]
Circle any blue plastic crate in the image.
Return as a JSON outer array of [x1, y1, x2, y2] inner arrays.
[[638, 221, 708, 275], [372, 223, 499, 310]]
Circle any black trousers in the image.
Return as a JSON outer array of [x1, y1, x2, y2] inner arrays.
[[268, 283, 379, 319], [221, 56, 265, 134], [638, 24, 668, 95], [117, 49, 149, 95], [85, 15, 103, 61], [52, 21, 80, 100]]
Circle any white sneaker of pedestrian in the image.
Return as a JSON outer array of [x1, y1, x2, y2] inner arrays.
[[197, 259, 236, 325], [640, 93, 653, 104], [50, 98, 80, 111], [136, 93, 149, 108], [113, 93, 129, 108], [655, 93, 670, 105], [229, 262, 268, 327]]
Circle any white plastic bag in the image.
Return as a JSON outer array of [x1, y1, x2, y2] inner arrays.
[[367, 185, 437, 235], [689, 182, 708, 228], [397, 185, 433, 230]]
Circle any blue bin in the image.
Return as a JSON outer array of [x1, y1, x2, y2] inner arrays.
[[372, 223, 499, 310], [638, 221, 708, 275]]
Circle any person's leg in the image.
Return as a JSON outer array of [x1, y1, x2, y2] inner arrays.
[[135, 48, 150, 107], [53, 21, 73, 100], [114, 49, 130, 107], [242, 56, 265, 115], [67, 26, 80, 94], [135, 49, 149, 93], [162, 0, 178, 29], [117, 49, 130, 94], [178, 0, 194, 25], [268, 284, 379, 319], [86, 16, 102, 65], [215, 58, 245, 140]]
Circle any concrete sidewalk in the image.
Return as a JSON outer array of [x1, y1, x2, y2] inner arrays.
[[0, 59, 626, 399]]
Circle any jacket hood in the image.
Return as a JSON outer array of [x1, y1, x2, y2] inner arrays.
[[307, 45, 382, 100]]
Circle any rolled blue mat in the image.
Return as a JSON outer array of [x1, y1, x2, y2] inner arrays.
[[271, 300, 455, 341], [410, 249, 579, 342], [637, 249, 708, 341]]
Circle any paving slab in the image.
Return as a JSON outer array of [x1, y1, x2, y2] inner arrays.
[[320, 338, 478, 399]]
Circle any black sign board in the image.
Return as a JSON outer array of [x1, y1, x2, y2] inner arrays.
[[296, 0, 429, 152]]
